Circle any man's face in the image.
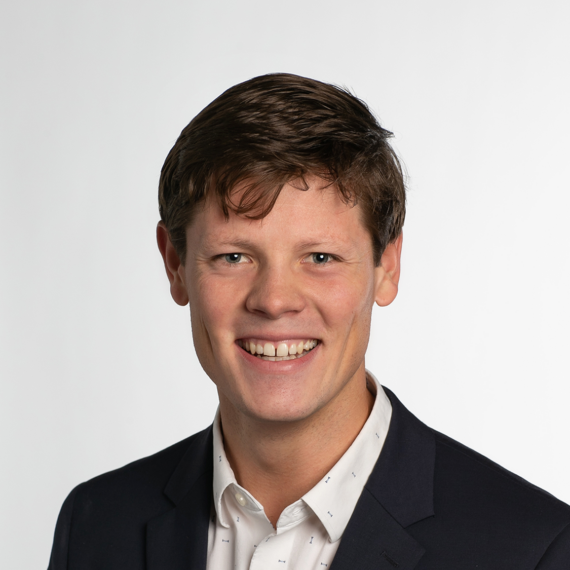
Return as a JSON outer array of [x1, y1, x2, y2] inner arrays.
[[161, 177, 401, 425]]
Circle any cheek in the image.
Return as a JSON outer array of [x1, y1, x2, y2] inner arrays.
[[314, 273, 375, 329], [189, 274, 240, 343], [315, 280, 373, 374], [188, 278, 237, 380]]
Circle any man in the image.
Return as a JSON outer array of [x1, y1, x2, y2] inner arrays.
[[49, 73, 570, 569]]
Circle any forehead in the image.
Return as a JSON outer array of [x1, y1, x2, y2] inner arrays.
[[186, 181, 372, 253]]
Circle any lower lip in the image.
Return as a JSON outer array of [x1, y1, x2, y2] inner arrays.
[[236, 343, 320, 372]]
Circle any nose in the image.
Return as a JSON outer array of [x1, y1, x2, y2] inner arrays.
[[245, 262, 305, 319]]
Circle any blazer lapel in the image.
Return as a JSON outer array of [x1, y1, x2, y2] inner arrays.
[[145, 389, 435, 570], [332, 489, 425, 570], [332, 388, 435, 570], [146, 426, 214, 570]]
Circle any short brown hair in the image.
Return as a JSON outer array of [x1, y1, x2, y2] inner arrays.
[[158, 73, 405, 265]]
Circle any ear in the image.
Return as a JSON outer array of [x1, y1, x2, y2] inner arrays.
[[156, 222, 189, 306], [373, 232, 403, 307]]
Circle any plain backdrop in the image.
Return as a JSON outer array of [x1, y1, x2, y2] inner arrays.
[[1, 0, 569, 567]]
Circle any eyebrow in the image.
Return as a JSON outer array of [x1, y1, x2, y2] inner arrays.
[[209, 238, 259, 250], [294, 239, 347, 251], [208, 237, 351, 252]]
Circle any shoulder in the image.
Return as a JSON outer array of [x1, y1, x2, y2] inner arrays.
[[425, 427, 570, 567], [72, 427, 210, 509], [432, 428, 570, 525], [377, 388, 570, 568], [49, 427, 212, 569]]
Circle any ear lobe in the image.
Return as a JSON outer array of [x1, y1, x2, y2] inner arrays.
[[156, 222, 189, 306], [374, 232, 403, 307]]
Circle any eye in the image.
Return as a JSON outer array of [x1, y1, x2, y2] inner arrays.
[[224, 253, 245, 264], [310, 253, 333, 264]]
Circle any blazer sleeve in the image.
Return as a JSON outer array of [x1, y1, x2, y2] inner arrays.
[[47, 485, 81, 570], [535, 522, 570, 569]]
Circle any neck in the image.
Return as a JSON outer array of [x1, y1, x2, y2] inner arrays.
[[218, 366, 374, 527]]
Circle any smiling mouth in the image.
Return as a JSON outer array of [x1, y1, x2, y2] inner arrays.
[[237, 339, 319, 361]]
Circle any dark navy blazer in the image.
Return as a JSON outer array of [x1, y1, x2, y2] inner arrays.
[[48, 389, 570, 569]]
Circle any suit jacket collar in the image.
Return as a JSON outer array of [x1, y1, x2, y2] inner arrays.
[[147, 426, 213, 570], [367, 387, 435, 528], [331, 387, 434, 570], [147, 387, 435, 570]]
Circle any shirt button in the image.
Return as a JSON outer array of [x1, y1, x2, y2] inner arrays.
[[234, 491, 247, 506]]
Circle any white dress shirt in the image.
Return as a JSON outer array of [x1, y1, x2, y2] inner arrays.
[[206, 371, 392, 570]]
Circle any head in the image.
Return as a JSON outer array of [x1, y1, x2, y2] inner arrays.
[[158, 73, 405, 267], [157, 73, 405, 427]]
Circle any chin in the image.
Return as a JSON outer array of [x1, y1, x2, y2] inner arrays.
[[241, 401, 321, 425], [221, 378, 326, 425]]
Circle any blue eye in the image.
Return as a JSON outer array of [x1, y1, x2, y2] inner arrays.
[[312, 253, 331, 264], [224, 253, 243, 263]]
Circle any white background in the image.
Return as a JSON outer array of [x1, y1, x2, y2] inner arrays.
[[1, 1, 569, 567]]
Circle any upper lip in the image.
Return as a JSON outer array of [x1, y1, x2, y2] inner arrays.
[[236, 335, 320, 342]]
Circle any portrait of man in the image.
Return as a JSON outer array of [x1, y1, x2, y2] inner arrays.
[[48, 73, 570, 569]]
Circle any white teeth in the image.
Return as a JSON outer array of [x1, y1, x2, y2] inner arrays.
[[276, 343, 289, 357], [258, 351, 313, 362], [263, 343, 276, 357], [241, 339, 318, 360]]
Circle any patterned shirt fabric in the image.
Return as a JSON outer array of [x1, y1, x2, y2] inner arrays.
[[206, 371, 392, 570]]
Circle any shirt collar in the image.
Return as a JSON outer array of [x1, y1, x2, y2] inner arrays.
[[212, 409, 265, 528], [211, 370, 392, 540], [302, 371, 392, 542]]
